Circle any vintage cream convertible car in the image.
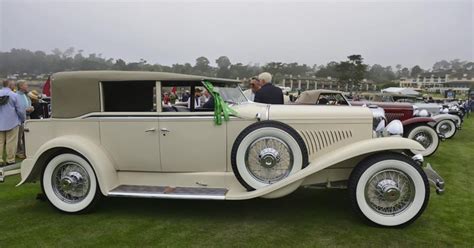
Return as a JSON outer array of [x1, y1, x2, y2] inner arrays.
[[19, 71, 444, 227]]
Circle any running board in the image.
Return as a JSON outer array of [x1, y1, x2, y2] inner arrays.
[[0, 163, 21, 183], [108, 185, 228, 200]]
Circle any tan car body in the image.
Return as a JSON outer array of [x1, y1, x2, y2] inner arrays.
[[19, 71, 424, 199]]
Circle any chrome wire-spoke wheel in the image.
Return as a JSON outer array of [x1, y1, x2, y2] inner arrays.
[[52, 161, 91, 204], [406, 125, 439, 157], [436, 120, 456, 139], [413, 131, 432, 148], [364, 169, 415, 215], [439, 123, 451, 134], [42, 153, 100, 213], [245, 137, 293, 184], [232, 121, 307, 190], [349, 153, 430, 227]]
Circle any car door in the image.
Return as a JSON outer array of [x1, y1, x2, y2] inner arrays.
[[158, 113, 227, 172], [99, 81, 161, 172], [157, 81, 227, 172]]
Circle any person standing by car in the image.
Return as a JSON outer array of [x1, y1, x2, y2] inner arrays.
[[28, 90, 44, 119], [254, 72, 283, 104], [0, 80, 26, 166], [16, 80, 33, 159], [243, 77, 261, 101]]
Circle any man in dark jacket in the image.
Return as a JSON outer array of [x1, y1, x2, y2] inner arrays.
[[253, 72, 283, 104]]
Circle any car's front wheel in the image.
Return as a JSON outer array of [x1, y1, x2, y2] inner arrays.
[[348, 153, 430, 227], [42, 153, 101, 213], [435, 119, 457, 139], [405, 124, 439, 157]]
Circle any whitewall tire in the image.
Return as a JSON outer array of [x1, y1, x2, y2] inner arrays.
[[435, 119, 457, 139], [405, 125, 439, 157], [42, 153, 101, 213], [348, 153, 430, 227], [231, 121, 308, 190]]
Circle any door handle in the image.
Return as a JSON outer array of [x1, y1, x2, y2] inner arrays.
[[145, 128, 156, 132], [160, 128, 170, 132]]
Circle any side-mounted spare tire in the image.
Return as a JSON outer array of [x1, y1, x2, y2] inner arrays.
[[231, 121, 308, 191]]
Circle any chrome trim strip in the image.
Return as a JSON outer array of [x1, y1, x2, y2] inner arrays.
[[107, 191, 225, 200], [85, 116, 235, 120], [265, 104, 270, 120]]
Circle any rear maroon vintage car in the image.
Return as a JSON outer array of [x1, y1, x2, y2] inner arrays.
[[351, 101, 440, 157]]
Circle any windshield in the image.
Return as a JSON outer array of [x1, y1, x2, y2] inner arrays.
[[213, 85, 248, 105]]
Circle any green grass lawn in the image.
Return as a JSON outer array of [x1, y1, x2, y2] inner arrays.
[[1, 118, 473, 247]]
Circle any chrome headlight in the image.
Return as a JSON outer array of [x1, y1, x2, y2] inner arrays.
[[383, 120, 404, 136], [368, 106, 386, 132], [418, 109, 430, 117]]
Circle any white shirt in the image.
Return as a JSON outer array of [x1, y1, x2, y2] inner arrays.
[[243, 89, 255, 101]]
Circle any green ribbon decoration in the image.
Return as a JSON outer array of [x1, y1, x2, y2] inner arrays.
[[202, 81, 237, 125]]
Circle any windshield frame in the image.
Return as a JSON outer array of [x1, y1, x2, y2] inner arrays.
[[202, 81, 249, 105]]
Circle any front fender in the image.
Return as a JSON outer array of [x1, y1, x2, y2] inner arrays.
[[402, 117, 436, 127], [432, 114, 461, 126], [226, 137, 424, 200], [17, 135, 118, 195]]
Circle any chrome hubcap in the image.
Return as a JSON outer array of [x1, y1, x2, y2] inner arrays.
[[259, 148, 280, 168], [414, 131, 432, 148], [52, 162, 90, 203], [245, 137, 293, 184], [377, 179, 401, 202], [365, 169, 415, 215], [439, 123, 451, 135]]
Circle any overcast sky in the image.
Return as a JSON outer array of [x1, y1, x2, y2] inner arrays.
[[0, 0, 473, 68]]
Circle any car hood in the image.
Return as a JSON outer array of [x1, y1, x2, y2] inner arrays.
[[268, 104, 372, 123], [232, 103, 373, 123]]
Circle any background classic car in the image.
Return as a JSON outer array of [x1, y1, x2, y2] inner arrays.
[[295, 90, 440, 156], [18, 71, 444, 227], [351, 101, 440, 156]]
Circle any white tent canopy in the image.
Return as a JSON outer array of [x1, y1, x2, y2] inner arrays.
[[381, 87, 420, 95]]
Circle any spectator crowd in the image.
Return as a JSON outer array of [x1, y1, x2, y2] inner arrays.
[[0, 79, 48, 166]]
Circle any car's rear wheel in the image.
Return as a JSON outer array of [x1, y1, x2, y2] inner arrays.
[[435, 119, 457, 139], [348, 153, 430, 227], [42, 153, 101, 213], [405, 124, 439, 157], [231, 121, 308, 190]]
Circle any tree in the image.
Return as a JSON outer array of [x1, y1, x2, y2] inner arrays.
[[194, 56, 211, 75], [432, 60, 450, 71], [400, 67, 410, 78], [410, 65, 423, 77], [216, 56, 231, 78], [336, 55, 367, 86]]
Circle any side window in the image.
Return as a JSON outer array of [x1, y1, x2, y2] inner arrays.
[[102, 81, 156, 112], [317, 93, 348, 105], [161, 84, 192, 112], [161, 81, 213, 112]]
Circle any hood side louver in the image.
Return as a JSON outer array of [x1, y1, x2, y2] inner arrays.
[[299, 130, 353, 155]]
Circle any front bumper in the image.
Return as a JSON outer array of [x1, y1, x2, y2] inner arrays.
[[412, 155, 445, 195], [423, 163, 445, 195]]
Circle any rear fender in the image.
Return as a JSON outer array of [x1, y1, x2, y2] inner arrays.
[[17, 135, 118, 195], [226, 137, 424, 200]]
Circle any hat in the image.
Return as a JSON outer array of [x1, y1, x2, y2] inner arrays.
[[28, 90, 40, 101]]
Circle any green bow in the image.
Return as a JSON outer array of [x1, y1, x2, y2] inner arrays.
[[202, 81, 237, 125]]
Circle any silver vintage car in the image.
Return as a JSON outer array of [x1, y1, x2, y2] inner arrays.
[[18, 71, 444, 227]]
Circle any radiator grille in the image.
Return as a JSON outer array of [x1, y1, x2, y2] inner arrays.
[[299, 130, 353, 155], [385, 113, 405, 122]]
